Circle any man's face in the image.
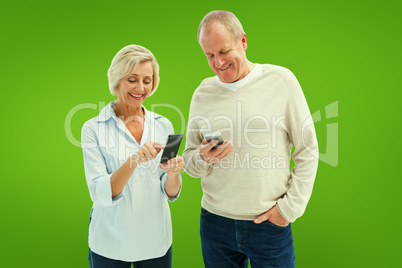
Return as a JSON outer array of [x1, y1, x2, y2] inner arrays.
[[199, 22, 248, 83]]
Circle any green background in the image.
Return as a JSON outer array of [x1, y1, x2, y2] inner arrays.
[[1, 0, 401, 267]]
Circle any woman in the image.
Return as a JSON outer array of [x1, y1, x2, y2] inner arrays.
[[81, 44, 184, 268]]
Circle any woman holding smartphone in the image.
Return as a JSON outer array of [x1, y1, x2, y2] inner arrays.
[[81, 44, 184, 268]]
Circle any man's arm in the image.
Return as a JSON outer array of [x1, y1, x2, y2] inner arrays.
[[277, 69, 319, 222], [182, 92, 233, 178], [182, 92, 212, 177], [255, 69, 319, 224]]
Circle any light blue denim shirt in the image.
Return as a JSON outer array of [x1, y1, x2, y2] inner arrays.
[[81, 101, 181, 262]]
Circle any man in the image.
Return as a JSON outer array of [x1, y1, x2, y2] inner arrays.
[[183, 10, 319, 268]]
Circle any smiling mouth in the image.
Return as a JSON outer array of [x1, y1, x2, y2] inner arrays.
[[129, 93, 144, 98], [219, 64, 231, 71]]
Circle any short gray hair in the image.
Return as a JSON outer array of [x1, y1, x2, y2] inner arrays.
[[107, 45, 160, 96], [197, 10, 244, 43]]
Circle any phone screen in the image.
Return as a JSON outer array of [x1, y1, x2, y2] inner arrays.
[[160, 134, 183, 164], [204, 132, 223, 148]]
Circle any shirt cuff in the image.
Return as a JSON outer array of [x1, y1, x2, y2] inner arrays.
[[160, 172, 182, 202], [90, 174, 124, 206], [194, 149, 213, 170], [276, 199, 296, 223]]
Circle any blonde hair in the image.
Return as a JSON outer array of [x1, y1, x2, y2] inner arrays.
[[107, 45, 160, 96], [197, 10, 244, 43]]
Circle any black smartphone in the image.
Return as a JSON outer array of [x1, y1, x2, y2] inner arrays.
[[160, 134, 183, 164], [204, 132, 223, 149]]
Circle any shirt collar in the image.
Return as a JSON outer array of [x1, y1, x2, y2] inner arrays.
[[95, 101, 163, 123], [214, 63, 262, 91]]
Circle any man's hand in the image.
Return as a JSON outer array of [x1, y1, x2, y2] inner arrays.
[[254, 206, 290, 227], [199, 138, 234, 163]]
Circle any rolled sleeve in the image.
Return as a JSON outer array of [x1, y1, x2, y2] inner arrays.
[[86, 172, 124, 206], [82, 120, 124, 206]]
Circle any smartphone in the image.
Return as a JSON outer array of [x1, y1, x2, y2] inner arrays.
[[160, 134, 183, 164], [204, 132, 223, 149]]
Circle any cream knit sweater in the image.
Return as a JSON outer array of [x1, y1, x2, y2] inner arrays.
[[183, 64, 319, 222]]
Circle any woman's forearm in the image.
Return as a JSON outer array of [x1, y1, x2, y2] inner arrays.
[[110, 157, 137, 198], [164, 173, 181, 197]]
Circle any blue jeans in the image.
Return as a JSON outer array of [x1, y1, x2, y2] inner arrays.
[[200, 208, 295, 268], [88, 246, 172, 268]]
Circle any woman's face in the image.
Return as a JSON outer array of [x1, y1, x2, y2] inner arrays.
[[116, 61, 154, 110]]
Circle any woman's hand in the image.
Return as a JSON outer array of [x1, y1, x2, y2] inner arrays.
[[112, 141, 164, 198], [159, 156, 185, 175], [131, 142, 165, 166]]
